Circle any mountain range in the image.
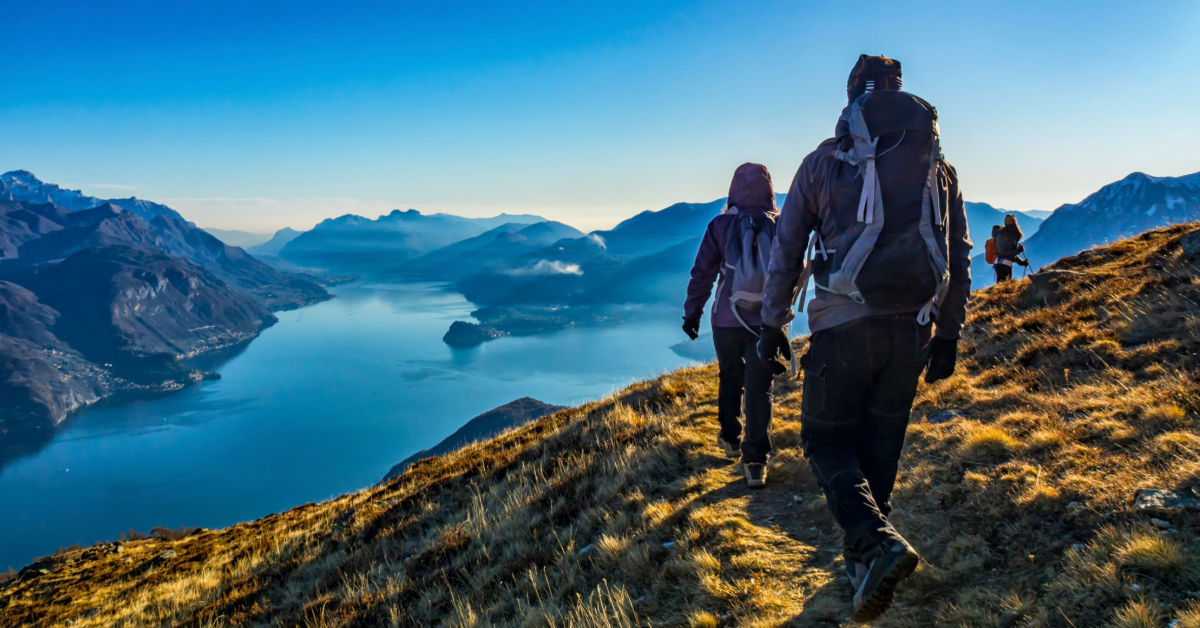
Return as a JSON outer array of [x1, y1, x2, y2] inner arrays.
[[268, 171, 1196, 346], [4, 166, 1197, 435], [1027, 171, 1200, 268], [276, 209, 548, 272], [0, 172, 328, 310], [0, 171, 330, 442]]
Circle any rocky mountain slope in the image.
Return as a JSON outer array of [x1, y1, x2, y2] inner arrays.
[[0, 245, 276, 436], [0, 172, 328, 310], [0, 172, 329, 441], [4, 223, 1197, 626]]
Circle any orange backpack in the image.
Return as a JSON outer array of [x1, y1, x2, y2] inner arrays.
[[984, 237, 998, 264]]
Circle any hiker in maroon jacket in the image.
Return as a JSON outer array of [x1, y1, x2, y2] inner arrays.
[[683, 162, 777, 489], [757, 55, 972, 621]]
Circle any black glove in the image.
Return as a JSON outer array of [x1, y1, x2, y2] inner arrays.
[[924, 336, 958, 383], [757, 326, 792, 376], [1017, 258, 1030, 267], [682, 317, 700, 340]]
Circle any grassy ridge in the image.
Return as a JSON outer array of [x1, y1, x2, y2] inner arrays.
[[2, 224, 1199, 627]]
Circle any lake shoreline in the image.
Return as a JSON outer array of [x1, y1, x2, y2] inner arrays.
[[0, 282, 704, 570]]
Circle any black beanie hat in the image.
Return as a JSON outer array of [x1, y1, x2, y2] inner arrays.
[[847, 54, 902, 102]]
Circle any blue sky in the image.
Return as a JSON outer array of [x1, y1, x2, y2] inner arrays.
[[3, 1, 1198, 232]]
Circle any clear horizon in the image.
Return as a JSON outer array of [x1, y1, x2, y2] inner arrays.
[[3, 1, 1199, 233]]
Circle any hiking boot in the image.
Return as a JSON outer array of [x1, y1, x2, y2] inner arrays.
[[851, 540, 920, 622], [717, 435, 740, 459], [845, 558, 867, 591], [744, 463, 767, 488]]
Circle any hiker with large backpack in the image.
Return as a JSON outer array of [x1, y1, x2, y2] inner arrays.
[[683, 162, 779, 489], [990, 213, 1029, 282], [756, 55, 972, 621]]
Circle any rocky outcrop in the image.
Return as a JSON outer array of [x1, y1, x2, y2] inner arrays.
[[442, 321, 506, 348], [1181, 228, 1200, 259], [1024, 269, 1091, 305]]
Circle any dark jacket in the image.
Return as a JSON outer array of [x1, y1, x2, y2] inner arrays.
[[995, 224, 1023, 260], [685, 163, 777, 328], [761, 135, 972, 340]]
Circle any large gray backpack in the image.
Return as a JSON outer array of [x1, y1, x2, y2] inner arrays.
[[721, 207, 777, 332], [801, 89, 952, 325]]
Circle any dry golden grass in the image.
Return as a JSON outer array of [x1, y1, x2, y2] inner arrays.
[[2, 223, 1199, 627]]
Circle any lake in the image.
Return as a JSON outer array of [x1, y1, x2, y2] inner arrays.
[[0, 282, 720, 570]]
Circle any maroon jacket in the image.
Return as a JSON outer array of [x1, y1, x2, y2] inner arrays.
[[684, 163, 777, 328]]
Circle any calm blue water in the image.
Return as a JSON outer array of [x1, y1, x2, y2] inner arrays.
[[0, 282, 711, 569]]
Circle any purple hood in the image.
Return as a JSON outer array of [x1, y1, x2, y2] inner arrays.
[[685, 163, 778, 328]]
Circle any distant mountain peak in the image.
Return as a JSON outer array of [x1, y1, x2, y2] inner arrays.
[[2, 170, 53, 189], [1077, 170, 1200, 211], [1114, 170, 1200, 189], [1, 169, 42, 183]]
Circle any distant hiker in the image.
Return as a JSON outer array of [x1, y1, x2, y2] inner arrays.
[[683, 162, 778, 489], [991, 213, 1029, 282], [757, 55, 972, 621]]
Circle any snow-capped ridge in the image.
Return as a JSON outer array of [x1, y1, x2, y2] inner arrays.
[[1026, 169, 1200, 269]]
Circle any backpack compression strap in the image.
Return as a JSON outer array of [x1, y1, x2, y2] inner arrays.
[[824, 93, 885, 303], [916, 133, 951, 325]]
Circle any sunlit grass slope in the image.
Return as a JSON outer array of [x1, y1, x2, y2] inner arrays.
[[2, 224, 1199, 627]]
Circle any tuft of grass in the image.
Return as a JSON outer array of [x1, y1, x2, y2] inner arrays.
[[1112, 598, 1164, 628], [959, 423, 1019, 462], [687, 610, 721, 628], [1149, 431, 1200, 467], [1027, 427, 1067, 454], [1175, 600, 1200, 628], [1115, 533, 1189, 578], [1142, 403, 1187, 429]]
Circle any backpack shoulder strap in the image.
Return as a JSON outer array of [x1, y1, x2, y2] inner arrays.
[[724, 213, 746, 264]]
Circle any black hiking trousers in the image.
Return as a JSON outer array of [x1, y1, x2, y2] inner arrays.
[[798, 314, 931, 563], [994, 262, 1013, 282], [713, 325, 774, 463]]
